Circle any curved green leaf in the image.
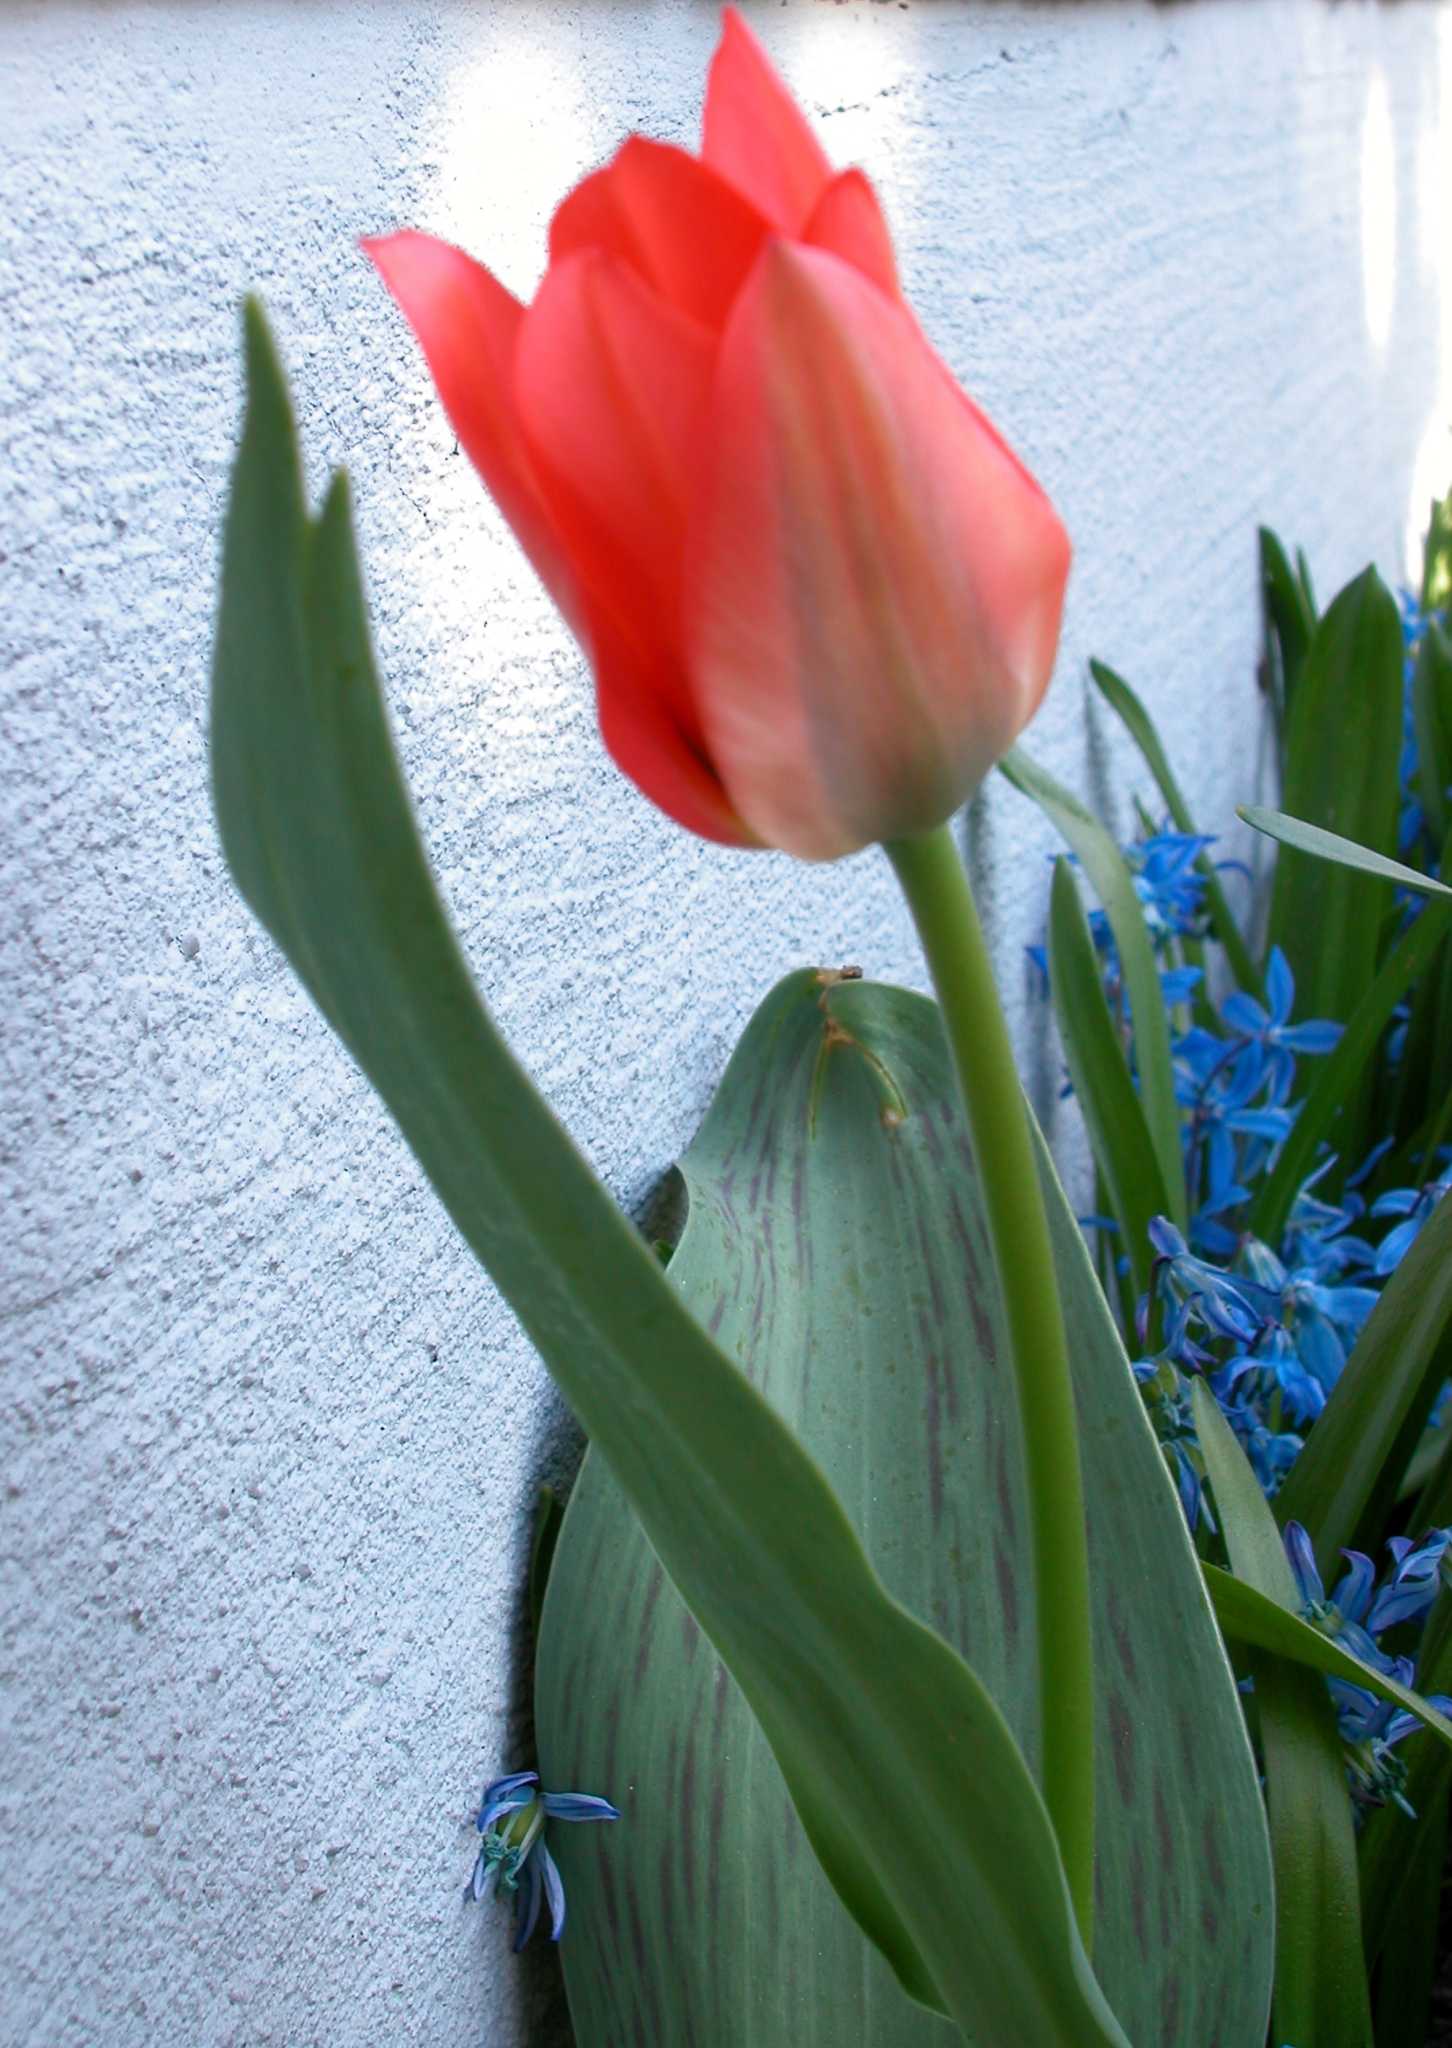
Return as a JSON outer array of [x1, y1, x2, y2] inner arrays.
[[1412, 623, 1452, 846], [1047, 858, 1168, 1298], [1248, 892, 1452, 1245], [1266, 568, 1405, 1022], [1204, 1566, 1452, 1761], [1192, 1387, 1372, 2048], [1273, 1188, 1452, 1575], [999, 746, 1186, 1225], [210, 301, 1131, 2047], [1423, 486, 1452, 614], [1088, 658, 1262, 997], [1260, 525, 1316, 738], [1245, 806, 1452, 902], [539, 976, 1273, 2048], [1358, 1594, 1452, 1968]]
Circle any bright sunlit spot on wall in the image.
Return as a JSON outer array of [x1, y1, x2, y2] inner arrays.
[[1404, 17, 1452, 575], [387, 25, 600, 785], [1360, 69, 1397, 357]]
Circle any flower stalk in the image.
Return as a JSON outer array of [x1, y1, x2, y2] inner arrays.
[[886, 823, 1096, 1947]]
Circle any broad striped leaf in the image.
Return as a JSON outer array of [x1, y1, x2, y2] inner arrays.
[[539, 976, 1273, 2048]]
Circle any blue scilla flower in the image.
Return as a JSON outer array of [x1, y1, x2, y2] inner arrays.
[[1217, 947, 1343, 1106], [1370, 1174, 1452, 1276], [1335, 1686, 1452, 1817], [1142, 1217, 1270, 1366], [1173, 1030, 1295, 1217], [1127, 831, 1214, 942], [1283, 1521, 1452, 1813], [1235, 1237, 1378, 1403], [1132, 1355, 1211, 1527], [1216, 1326, 1327, 1427], [1280, 1164, 1376, 1282], [464, 1769, 620, 1948]]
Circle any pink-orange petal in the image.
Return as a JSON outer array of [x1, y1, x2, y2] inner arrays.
[[701, 8, 833, 234], [549, 136, 770, 334], [590, 615, 755, 846], [514, 247, 716, 685], [802, 168, 899, 300], [684, 240, 1070, 861], [363, 231, 581, 628]]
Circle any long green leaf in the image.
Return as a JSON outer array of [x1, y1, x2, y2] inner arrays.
[[1193, 1387, 1373, 2048], [1272, 1188, 1452, 1576], [1260, 526, 1316, 741], [1266, 569, 1406, 1022], [1412, 622, 1452, 846], [1369, 1787, 1444, 2047], [1204, 1566, 1452, 1760], [1246, 805, 1452, 902], [999, 746, 1186, 1224], [1248, 891, 1452, 1244], [210, 301, 1132, 2047], [1358, 1592, 1452, 1969], [1046, 859, 1168, 1300], [1088, 658, 1262, 997], [1423, 486, 1452, 613], [541, 974, 1273, 2047]]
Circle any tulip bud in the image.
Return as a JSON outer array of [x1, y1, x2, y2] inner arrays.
[[367, 6, 1069, 860]]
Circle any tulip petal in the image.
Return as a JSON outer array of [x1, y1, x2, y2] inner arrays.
[[515, 248, 714, 666], [515, 249, 752, 847], [550, 136, 770, 333], [363, 231, 582, 629], [591, 616, 754, 848], [686, 240, 1070, 860], [803, 168, 899, 300], [702, 8, 833, 233]]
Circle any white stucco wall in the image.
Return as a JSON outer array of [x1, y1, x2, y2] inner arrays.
[[3, 1, 1449, 2042]]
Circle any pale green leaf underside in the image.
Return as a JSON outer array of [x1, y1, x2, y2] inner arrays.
[[210, 302, 1129, 2047], [1243, 805, 1452, 901], [539, 975, 1272, 2048]]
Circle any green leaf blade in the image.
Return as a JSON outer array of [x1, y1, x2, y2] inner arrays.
[[1192, 1388, 1374, 2048], [1273, 1188, 1452, 1574], [1264, 568, 1410, 1021], [1046, 858, 1168, 1299], [540, 975, 1273, 2047], [999, 745, 1187, 1225], [1088, 658, 1262, 996], [211, 303, 1130, 2048], [1244, 805, 1452, 902]]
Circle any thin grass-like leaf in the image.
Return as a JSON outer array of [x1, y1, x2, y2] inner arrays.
[[1046, 859, 1168, 1300], [1272, 1190, 1452, 1575], [1194, 1387, 1374, 2048], [999, 747, 1186, 1225], [1088, 658, 1262, 996]]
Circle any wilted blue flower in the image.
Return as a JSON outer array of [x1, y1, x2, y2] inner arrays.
[[464, 1769, 620, 1948]]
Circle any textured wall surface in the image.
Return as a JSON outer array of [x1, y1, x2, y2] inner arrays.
[[2, 1, 1448, 2042]]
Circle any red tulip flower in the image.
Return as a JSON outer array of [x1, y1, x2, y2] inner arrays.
[[366, 8, 1070, 861]]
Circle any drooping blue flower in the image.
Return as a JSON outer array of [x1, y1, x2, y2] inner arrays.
[[1282, 1521, 1452, 1813], [464, 1768, 620, 1948], [1141, 1217, 1270, 1366]]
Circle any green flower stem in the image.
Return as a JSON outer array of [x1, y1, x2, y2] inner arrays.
[[886, 824, 1095, 1949]]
